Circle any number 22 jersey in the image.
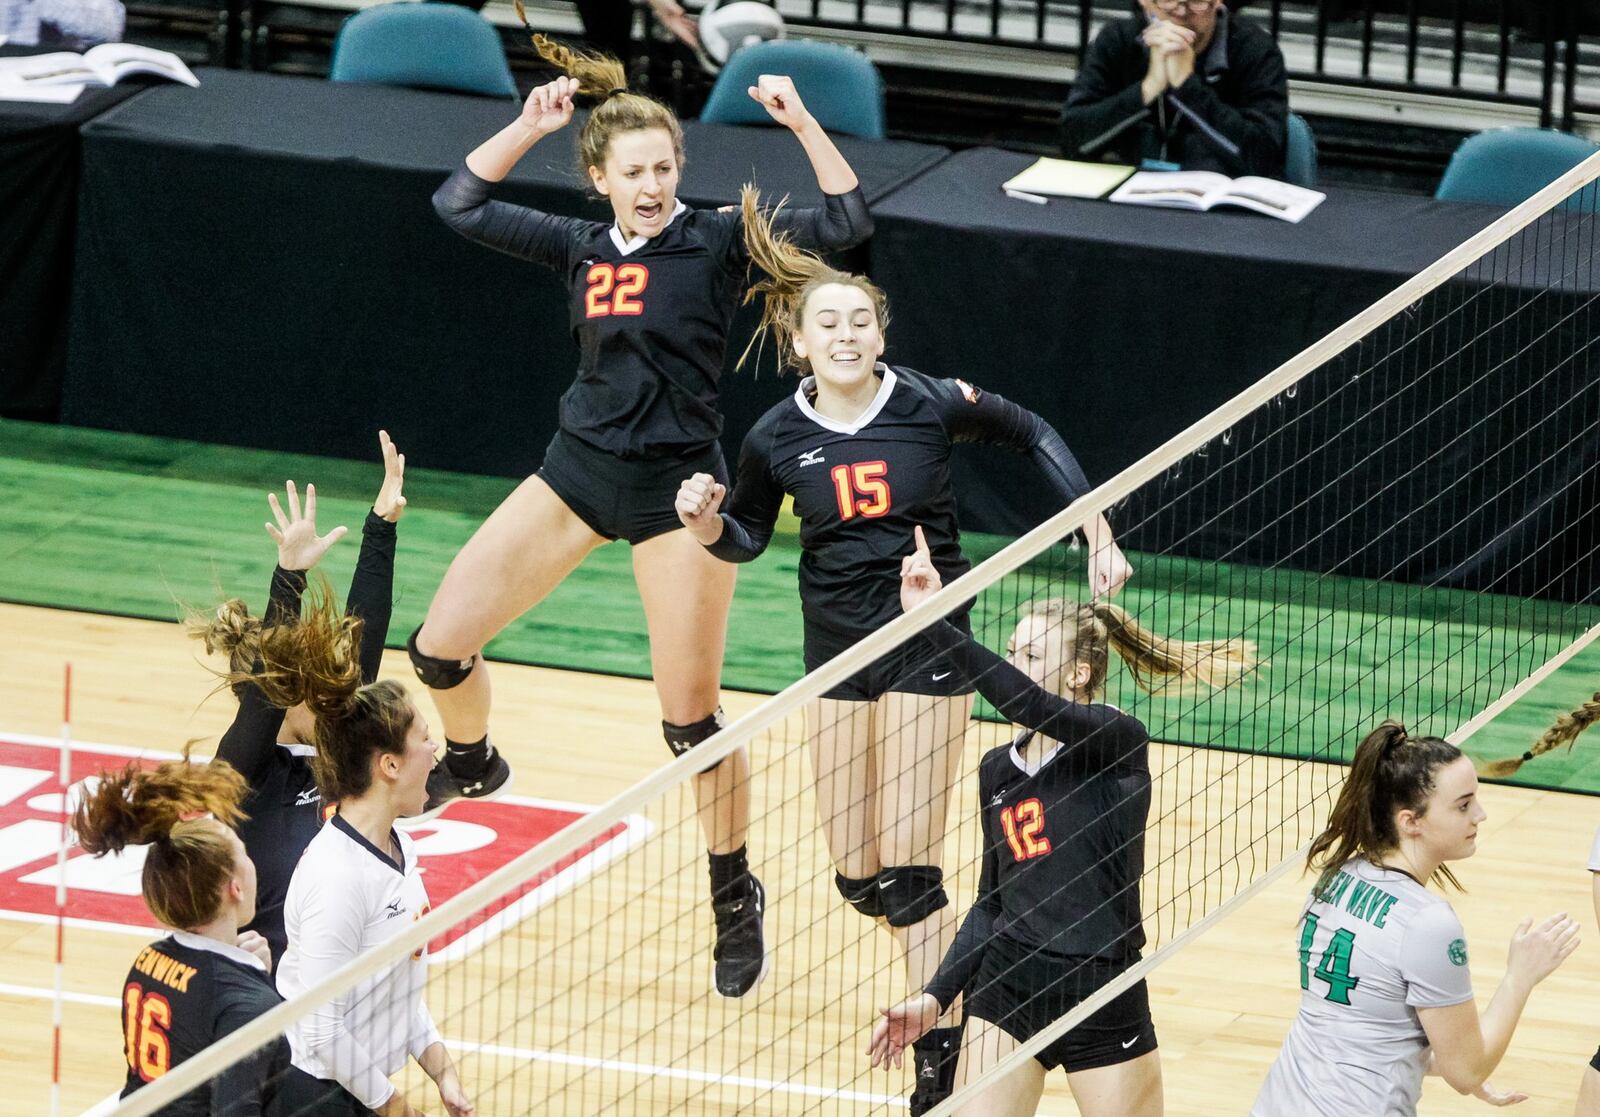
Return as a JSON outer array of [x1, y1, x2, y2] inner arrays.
[[1252, 858, 1475, 1117]]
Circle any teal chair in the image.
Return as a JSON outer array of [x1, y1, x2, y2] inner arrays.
[[330, 2, 516, 99], [700, 40, 885, 139], [1284, 111, 1317, 187], [1435, 127, 1600, 210]]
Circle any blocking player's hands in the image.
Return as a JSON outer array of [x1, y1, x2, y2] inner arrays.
[[1085, 514, 1133, 600], [372, 429, 408, 523], [266, 480, 348, 572], [520, 76, 578, 137], [1505, 912, 1580, 987], [1471, 1081, 1529, 1106], [235, 930, 272, 971], [899, 526, 942, 613], [748, 75, 813, 132], [868, 992, 941, 1069], [675, 472, 727, 545]]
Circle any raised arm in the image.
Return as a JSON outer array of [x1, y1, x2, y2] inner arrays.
[[347, 431, 406, 684], [433, 78, 592, 267], [937, 381, 1131, 597], [746, 75, 874, 249]]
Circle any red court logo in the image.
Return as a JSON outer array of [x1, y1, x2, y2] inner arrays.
[[0, 735, 650, 963]]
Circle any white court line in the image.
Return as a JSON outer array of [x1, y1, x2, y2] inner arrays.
[[0, 981, 118, 1008]]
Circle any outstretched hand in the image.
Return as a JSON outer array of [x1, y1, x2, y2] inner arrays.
[[520, 76, 578, 136], [266, 480, 348, 572], [748, 74, 812, 131], [899, 525, 942, 613], [373, 429, 408, 522], [1471, 1081, 1529, 1107], [867, 992, 941, 1070]]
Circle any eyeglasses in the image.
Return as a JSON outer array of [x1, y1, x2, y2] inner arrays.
[[1152, 0, 1218, 12]]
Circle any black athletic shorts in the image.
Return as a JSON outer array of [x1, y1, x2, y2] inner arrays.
[[537, 428, 728, 546], [1591, 1043, 1600, 1074], [277, 1065, 377, 1116], [965, 934, 1157, 1073], [803, 610, 976, 703]]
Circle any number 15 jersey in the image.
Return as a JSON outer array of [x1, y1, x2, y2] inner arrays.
[[1253, 858, 1475, 1117]]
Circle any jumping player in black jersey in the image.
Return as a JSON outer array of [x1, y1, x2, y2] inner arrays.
[[413, 34, 873, 998], [74, 754, 290, 1115], [674, 195, 1131, 1113], [191, 431, 406, 968], [867, 534, 1254, 1117]]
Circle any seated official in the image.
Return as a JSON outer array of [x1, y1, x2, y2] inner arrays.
[[0, 0, 124, 46], [1060, 0, 1288, 179]]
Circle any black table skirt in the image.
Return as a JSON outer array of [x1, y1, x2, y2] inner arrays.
[[62, 69, 949, 478]]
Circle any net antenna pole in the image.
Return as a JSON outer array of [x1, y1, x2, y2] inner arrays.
[[50, 662, 72, 1117]]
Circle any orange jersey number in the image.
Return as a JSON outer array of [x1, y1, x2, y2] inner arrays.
[[999, 797, 1052, 862], [123, 984, 173, 1082], [585, 262, 650, 318], [830, 461, 892, 520]]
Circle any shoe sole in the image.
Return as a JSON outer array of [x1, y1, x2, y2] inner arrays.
[[408, 768, 515, 824], [712, 946, 771, 1001]]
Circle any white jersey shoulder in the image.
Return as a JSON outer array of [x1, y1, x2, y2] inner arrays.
[[1253, 858, 1473, 1117]]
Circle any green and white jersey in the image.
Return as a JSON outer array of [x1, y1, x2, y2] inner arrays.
[[1252, 858, 1475, 1116]]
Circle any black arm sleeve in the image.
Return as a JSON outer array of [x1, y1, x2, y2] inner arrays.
[[432, 164, 591, 270], [1059, 23, 1151, 161], [214, 568, 304, 785], [345, 512, 397, 685], [924, 621, 1141, 770], [939, 383, 1092, 506], [768, 186, 873, 251], [706, 424, 785, 564], [925, 812, 1002, 1012], [209, 983, 281, 1117], [1171, 39, 1288, 178]]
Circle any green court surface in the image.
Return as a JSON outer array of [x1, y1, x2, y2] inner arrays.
[[4, 418, 1598, 794]]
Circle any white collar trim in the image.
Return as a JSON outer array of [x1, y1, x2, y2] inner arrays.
[[171, 929, 268, 972], [794, 364, 897, 435], [609, 199, 688, 255], [1008, 733, 1064, 777], [278, 741, 315, 757]]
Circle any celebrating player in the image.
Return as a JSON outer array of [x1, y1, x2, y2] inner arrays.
[[191, 431, 406, 969], [674, 193, 1130, 1113], [225, 592, 472, 1117], [414, 32, 873, 997], [868, 531, 1251, 1117], [1253, 722, 1579, 1115], [75, 754, 290, 1113]]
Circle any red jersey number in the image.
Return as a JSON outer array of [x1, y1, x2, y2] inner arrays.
[[1000, 798, 1051, 862], [830, 461, 892, 520], [585, 263, 649, 318]]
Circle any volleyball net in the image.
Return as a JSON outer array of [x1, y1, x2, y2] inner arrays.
[[106, 154, 1600, 1117]]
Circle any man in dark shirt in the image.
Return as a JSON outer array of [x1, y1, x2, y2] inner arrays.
[[1060, 0, 1288, 178]]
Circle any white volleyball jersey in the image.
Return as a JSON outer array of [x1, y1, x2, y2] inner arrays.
[[277, 813, 440, 1110], [1253, 858, 1474, 1117]]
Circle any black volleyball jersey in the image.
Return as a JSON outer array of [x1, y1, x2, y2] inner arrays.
[[220, 514, 395, 967], [119, 933, 289, 1116], [923, 621, 1150, 1011], [433, 166, 872, 460], [709, 366, 1093, 633]]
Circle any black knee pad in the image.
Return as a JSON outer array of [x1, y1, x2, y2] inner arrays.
[[406, 626, 476, 690], [878, 865, 948, 928], [835, 872, 884, 919], [664, 708, 727, 772]]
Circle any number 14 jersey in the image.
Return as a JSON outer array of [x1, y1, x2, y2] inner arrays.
[[1253, 857, 1475, 1117]]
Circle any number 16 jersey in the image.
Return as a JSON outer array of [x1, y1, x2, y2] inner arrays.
[[1253, 858, 1475, 1117]]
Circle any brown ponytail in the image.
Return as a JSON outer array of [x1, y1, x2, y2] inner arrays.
[[518, 21, 685, 180], [1307, 721, 1464, 897], [1024, 598, 1256, 700], [73, 754, 248, 929], [739, 185, 889, 372], [191, 579, 414, 802], [1478, 690, 1600, 778]]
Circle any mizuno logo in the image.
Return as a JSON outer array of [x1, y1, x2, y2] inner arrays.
[[931, 671, 953, 682], [990, 793, 1007, 807], [798, 449, 825, 467], [295, 789, 321, 807], [384, 899, 405, 918], [919, 1064, 937, 1078]]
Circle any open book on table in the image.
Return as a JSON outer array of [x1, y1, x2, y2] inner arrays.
[[1108, 171, 1326, 223], [0, 43, 198, 99]]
